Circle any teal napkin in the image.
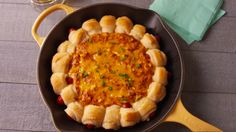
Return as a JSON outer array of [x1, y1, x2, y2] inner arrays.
[[149, 0, 226, 44]]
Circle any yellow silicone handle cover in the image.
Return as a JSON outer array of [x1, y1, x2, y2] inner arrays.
[[162, 98, 222, 132], [31, 4, 75, 47]]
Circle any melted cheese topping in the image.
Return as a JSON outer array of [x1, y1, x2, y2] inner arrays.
[[69, 33, 154, 107]]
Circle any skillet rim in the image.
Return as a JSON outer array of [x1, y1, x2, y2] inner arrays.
[[36, 2, 185, 131]]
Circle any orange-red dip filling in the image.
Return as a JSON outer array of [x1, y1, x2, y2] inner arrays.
[[69, 33, 154, 107]]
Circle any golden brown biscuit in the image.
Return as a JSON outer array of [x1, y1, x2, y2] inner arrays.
[[99, 15, 116, 33], [146, 49, 167, 67], [102, 105, 121, 130], [50, 73, 68, 95], [120, 108, 140, 127], [152, 67, 168, 85], [82, 105, 106, 128], [57, 40, 76, 54], [132, 97, 157, 121], [68, 28, 89, 45], [60, 84, 77, 105], [130, 24, 146, 40], [51, 52, 72, 73], [141, 33, 159, 49], [148, 82, 166, 102], [82, 19, 101, 35], [115, 16, 133, 34], [65, 102, 84, 122]]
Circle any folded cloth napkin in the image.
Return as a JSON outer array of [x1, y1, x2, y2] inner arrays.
[[149, 0, 226, 44]]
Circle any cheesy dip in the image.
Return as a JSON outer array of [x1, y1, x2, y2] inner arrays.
[[69, 32, 154, 107]]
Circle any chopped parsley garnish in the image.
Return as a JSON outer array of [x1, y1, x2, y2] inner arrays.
[[120, 96, 128, 102], [100, 75, 105, 79], [108, 86, 113, 91], [80, 68, 89, 78], [95, 69, 99, 73], [110, 70, 116, 74], [79, 68, 84, 73], [119, 73, 133, 86], [119, 47, 125, 52], [88, 38, 93, 44], [101, 80, 106, 86], [82, 71, 89, 78], [135, 95, 142, 101], [135, 63, 141, 68], [120, 55, 126, 61], [128, 78, 133, 86], [119, 73, 129, 78]]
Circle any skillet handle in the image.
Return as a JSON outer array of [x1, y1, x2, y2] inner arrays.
[[162, 98, 222, 131], [31, 4, 75, 47]]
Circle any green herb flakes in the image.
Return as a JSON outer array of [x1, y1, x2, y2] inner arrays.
[[110, 70, 116, 74], [82, 71, 89, 78], [119, 73, 129, 79], [128, 78, 133, 86], [108, 86, 113, 91], [101, 80, 106, 86], [79, 68, 84, 73], [121, 96, 128, 102], [100, 75, 105, 79], [135, 63, 141, 68], [120, 55, 126, 61], [119, 47, 125, 52]]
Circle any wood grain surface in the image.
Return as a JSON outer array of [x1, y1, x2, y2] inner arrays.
[[0, 0, 235, 131]]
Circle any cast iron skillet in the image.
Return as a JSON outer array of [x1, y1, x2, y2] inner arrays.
[[32, 3, 220, 132], [34, 3, 184, 132]]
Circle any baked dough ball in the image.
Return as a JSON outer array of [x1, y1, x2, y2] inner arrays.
[[102, 105, 121, 130], [82, 19, 102, 35], [50, 73, 68, 95], [68, 28, 89, 45], [51, 52, 72, 73], [146, 49, 167, 67], [99, 15, 116, 33], [57, 40, 76, 54], [141, 33, 159, 49], [65, 102, 84, 122], [132, 97, 157, 121], [82, 105, 105, 128], [130, 24, 146, 40], [120, 108, 140, 127], [60, 84, 77, 105], [148, 82, 166, 102], [152, 67, 168, 85], [115, 16, 133, 34]]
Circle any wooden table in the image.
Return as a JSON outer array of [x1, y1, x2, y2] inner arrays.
[[0, 0, 235, 131]]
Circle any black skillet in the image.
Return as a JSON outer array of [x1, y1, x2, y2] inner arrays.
[[31, 3, 221, 132]]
